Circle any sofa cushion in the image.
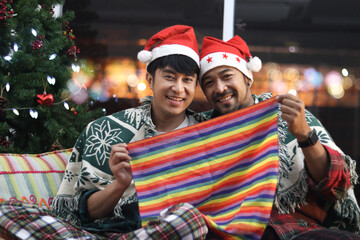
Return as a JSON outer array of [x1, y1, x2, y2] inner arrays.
[[0, 149, 71, 209]]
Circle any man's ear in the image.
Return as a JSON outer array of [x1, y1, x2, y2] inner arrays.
[[146, 72, 153, 90], [243, 74, 252, 88]]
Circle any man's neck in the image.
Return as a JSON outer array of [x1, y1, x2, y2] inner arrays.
[[151, 110, 187, 133]]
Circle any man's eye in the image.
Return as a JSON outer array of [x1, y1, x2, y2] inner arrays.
[[223, 74, 232, 79], [165, 75, 174, 80], [184, 78, 194, 83], [203, 80, 213, 87]]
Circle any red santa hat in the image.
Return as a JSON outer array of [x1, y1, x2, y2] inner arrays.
[[137, 25, 199, 67], [199, 36, 262, 86]]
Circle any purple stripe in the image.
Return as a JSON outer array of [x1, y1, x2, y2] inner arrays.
[[133, 103, 277, 153], [132, 126, 277, 176]]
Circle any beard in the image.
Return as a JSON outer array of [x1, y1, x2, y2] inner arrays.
[[213, 90, 240, 115]]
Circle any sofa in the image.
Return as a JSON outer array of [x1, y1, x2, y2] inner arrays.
[[0, 149, 72, 210]]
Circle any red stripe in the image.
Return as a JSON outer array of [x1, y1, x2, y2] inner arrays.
[[138, 173, 277, 214], [128, 97, 277, 150], [198, 184, 277, 213], [38, 155, 55, 170], [203, 214, 266, 237], [131, 117, 278, 172], [209, 162, 279, 194], [0, 170, 65, 175], [55, 151, 68, 166], [22, 156, 35, 171], [202, 206, 273, 224], [226, 222, 266, 236], [3, 155, 16, 173], [140, 187, 214, 213], [135, 138, 278, 193]]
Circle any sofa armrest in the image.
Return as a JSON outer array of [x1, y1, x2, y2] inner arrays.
[[0, 149, 72, 209]]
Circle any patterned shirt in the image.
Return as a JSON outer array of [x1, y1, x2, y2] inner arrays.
[[197, 92, 360, 237], [51, 96, 199, 233]]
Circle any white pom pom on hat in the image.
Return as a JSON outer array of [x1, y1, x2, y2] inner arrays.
[[247, 56, 262, 72], [137, 50, 152, 64]]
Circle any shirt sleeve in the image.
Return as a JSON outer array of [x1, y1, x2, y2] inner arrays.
[[306, 145, 351, 201], [78, 189, 99, 223]]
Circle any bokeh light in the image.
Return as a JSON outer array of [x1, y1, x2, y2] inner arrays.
[[304, 68, 323, 88], [137, 82, 147, 91], [325, 71, 344, 99], [341, 68, 349, 77]]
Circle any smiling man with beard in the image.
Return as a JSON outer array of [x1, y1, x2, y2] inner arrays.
[[197, 35, 360, 240]]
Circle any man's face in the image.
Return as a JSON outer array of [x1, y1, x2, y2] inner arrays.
[[201, 66, 253, 115], [147, 66, 197, 118]]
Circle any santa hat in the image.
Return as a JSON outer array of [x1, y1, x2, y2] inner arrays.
[[199, 36, 261, 86], [137, 25, 199, 67]]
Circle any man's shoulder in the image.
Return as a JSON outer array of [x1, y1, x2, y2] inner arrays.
[[253, 92, 273, 103], [194, 110, 214, 121], [87, 106, 146, 130]]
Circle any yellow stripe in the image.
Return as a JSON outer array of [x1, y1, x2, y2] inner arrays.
[[209, 204, 273, 221], [8, 174, 22, 198], [136, 137, 278, 185], [26, 171, 42, 198], [195, 179, 278, 207], [139, 171, 278, 207], [0, 156, 12, 171], [45, 173, 58, 197], [132, 114, 276, 165]]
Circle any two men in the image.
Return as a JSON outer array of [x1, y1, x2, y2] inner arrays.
[[198, 35, 360, 239]]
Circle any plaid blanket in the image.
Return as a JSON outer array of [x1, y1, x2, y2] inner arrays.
[[0, 201, 207, 239]]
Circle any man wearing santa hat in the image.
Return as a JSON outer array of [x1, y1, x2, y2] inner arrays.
[[0, 25, 208, 239], [198, 35, 360, 239]]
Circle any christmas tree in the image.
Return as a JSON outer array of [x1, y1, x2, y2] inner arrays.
[[0, 0, 103, 153]]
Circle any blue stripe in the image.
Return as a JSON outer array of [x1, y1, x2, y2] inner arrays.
[[131, 105, 278, 157], [137, 160, 278, 201], [132, 127, 277, 179]]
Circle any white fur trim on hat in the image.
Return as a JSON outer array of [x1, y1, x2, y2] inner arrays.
[[200, 52, 253, 84], [138, 44, 200, 67]]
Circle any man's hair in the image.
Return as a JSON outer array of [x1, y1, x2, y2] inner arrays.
[[147, 54, 199, 78]]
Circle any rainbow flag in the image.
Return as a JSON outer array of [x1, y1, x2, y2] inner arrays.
[[128, 97, 279, 240]]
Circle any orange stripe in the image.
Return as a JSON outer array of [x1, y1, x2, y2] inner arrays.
[[128, 97, 277, 149], [198, 183, 277, 213], [135, 138, 278, 193], [131, 117, 277, 171], [139, 188, 213, 212]]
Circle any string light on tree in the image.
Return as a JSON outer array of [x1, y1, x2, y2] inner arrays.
[[47, 76, 56, 85], [12, 108, 19, 115], [13, 43, 18, 52], [31, 28, 37, 36], [49, 53, 56, 60], [71, 63, 80, 72], [0, 0, 103, 153], [29, 109, 38, 119], [63, 101, 69, 110]]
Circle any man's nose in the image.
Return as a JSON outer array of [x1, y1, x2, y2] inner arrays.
[[215, 80, 227, 93], [172, 79, 185, 93]]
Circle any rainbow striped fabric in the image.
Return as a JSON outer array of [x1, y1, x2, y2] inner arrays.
[[128, 97, 279, 240]]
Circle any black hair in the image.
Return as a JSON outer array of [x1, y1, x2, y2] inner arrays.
[[147, 54, 199, 78]]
